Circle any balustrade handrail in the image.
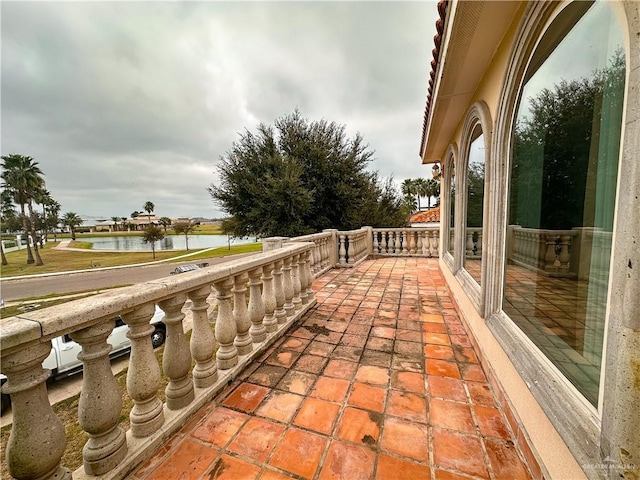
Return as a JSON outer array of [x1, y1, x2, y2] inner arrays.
[[1, 242, 317, 480]]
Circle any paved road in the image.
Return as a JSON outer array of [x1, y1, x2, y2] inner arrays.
[[0, 253, 256, 301]]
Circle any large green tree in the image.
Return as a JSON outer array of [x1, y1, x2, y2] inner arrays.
[[1, 154, 46, 265], [209, 110, 407, 238]]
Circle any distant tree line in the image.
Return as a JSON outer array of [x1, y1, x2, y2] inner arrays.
[[209, 110, 411, 238]]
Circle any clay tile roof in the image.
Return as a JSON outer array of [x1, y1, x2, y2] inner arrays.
[[420, 0, 449, 157], [410, 207, 440, 223]]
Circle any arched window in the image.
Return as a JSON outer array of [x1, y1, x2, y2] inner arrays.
[[444, 146, 457, 259], [463, 125, 484, 285], [502, 1, 625, 406]]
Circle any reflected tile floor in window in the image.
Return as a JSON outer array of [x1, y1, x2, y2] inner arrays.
[[134, 258, 533, 480], [503, 263, 606, 405]]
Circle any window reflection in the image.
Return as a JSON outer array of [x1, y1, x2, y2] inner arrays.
[[464, 126, 484, 284], [503, 2, 625, 406], [448, 159, 455, 256]]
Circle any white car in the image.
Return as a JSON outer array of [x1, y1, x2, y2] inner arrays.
[[1, 305, 166, 414]]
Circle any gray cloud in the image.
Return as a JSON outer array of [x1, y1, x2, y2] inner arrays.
[[2, 1, 437, 219]]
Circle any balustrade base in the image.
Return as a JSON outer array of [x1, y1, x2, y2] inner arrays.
[[83, 427, 127, 476], [71, 298, 316, 480]]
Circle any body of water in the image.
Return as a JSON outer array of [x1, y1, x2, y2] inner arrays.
[[79, 235, 257, 251]]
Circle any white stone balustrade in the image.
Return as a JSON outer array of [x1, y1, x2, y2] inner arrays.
[[372, 228, 440, 258], [287, 231, 334, 277], [507, 226, 578, 277], [0, 242, 317, 480]]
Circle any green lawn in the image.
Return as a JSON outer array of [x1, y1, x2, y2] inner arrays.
[[1, 241, 262, 278]]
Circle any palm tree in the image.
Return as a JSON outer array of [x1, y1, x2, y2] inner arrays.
[[425, 178, 441, 208], [143, 201, 155, 225], [45, 198, 61, 241], [111, 216, 120, 232], [401, 179, 418, 213], [1, 154, 45, 265], [63, 212, 83, 240], [158, 216, 172, 232], [414, 178, 429, 211], [34, 187, 53, 245]]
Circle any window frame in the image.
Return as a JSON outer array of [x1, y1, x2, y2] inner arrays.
[[453, 101, 493, 314], [442, 143, 458, 273]]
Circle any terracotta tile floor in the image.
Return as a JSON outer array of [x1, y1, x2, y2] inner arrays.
[[134, 258, 533, 480]]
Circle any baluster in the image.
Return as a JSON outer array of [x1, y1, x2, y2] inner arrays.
[[304, 250, 316, 303], [189, 286, 217, 388], [394, 231, 402, 254], [273, 259, 287, 324], [3, 342, 71, 480], [401, 231, 408, 254], [416, 231, 423, 256], [262, 263, 278, 333], [214, 278, 238, 369], [353, 234, 359, 261], [123, 303, 164, 437], [323, 237, 330, 268], [282, 256, 295, 317], [373, 231, 379, 254], [409, 231, 416, 254], [511, 231, 519, 262], [466, 231, 474, 257], [233, 273, 253, 353], [339, 234, 347, 265], [536, 233, 546, 269], [291, 253, 303, 309], [298, 253, 310, 304], [345, 235, 354, 265], [381, 231, 388, 254], [559, 235, 571, 272], [72, 321, 127, 475], [432, 231, 439, 257], [248, 268, 267, 343], [159, 295, 194, 410], [529, 233, 538, 267], [544, 235, 557, 271], [318, 238, 325, 268], [312, 243, 319, 274]]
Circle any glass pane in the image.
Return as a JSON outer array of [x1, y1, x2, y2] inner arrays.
[[464, 127, 484, 284], [448, 160, 456, 256], [503, 2, 625, 406]]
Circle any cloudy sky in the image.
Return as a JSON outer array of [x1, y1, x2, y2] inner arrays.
[[2, 1, 438, 219]]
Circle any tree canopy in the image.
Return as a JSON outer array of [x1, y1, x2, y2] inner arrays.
[[209, 110, 409, 238], [141, 225, 164, 259]]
